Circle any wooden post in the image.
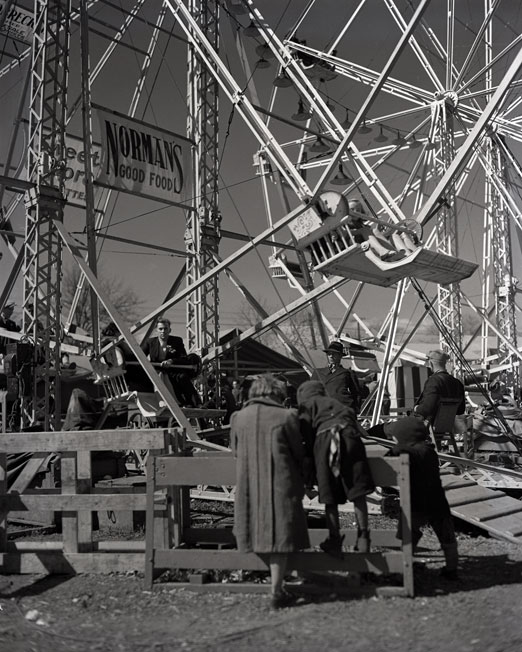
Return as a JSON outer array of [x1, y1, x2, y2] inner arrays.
[[76, 450, 92, 552], [145, 454, 156, 589], [399, 453, 414, 596], [0, 453, 7, 552], [61, 451, 78, 553]]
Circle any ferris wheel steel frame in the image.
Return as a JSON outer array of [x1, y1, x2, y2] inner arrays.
[[2, 0, 522, 430]]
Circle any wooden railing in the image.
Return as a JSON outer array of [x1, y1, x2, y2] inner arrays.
[[145, 448, 415, 597]]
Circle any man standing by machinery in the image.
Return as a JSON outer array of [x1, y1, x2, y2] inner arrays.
[[311, 341, 366, 415], [0, 303, 20, 356], [414, 349, 466, 423]]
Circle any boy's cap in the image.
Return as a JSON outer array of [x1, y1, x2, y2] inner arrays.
[[297, 380, 325, 404], [323, 341, 344, 355], [427, 349, 449, 363], [384, 416, 429, 445]]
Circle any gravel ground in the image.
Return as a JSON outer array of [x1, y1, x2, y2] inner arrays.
[[1, 521, 522, 652]]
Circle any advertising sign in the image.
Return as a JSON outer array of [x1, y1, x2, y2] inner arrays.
[[94, 104, 191, 208], [0, 2, 34, 44]]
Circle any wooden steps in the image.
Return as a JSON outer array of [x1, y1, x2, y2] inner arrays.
[[442, 472, 522, 543]]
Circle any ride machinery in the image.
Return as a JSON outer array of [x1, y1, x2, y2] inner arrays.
[[1, 1, 522, 481]]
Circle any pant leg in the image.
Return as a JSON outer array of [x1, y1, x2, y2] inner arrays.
[[429, 513, 458, 570]]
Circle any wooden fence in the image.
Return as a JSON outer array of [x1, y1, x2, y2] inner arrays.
[[0, 427, 180, 573], [145, 448, 415, 597]]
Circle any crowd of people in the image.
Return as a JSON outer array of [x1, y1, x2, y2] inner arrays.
[[230, 341, 464, 609]]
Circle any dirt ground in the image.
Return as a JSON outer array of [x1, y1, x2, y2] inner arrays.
[[1, 520, 522, 652]]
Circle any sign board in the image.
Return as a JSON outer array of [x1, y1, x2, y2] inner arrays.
[[0, 2, 34, 44], [60, 134, 103, 207], [94, 104, 192, 208]]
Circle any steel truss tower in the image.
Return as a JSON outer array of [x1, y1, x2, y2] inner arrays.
[[22, 0, 71, 428], [185, 0, 221, 370], [436, 96, 463, 374], [489, 138, 520, 398]]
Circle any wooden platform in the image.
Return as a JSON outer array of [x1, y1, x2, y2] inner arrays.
[[442, 471, 522, 543]]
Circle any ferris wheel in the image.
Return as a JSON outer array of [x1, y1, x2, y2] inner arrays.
[[0, 0, 522, 430]]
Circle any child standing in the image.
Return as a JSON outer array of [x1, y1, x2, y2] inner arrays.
[[297, 380, 375, 557], [385, 416, 459, 579]]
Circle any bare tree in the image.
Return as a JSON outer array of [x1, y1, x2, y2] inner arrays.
[[61, 265, 144, 334]]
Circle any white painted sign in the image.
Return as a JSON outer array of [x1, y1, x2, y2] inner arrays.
[[0, 2, 34, 44], [94, 104, 191, 207]]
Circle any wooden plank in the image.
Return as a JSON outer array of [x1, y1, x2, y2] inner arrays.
[[453, 496, 522, 523], [8, 453, 50, 493], [0, 552, 145, 574], [181, 527, 402, 549], [0, 453, 6, 552], [153, 549, 405, 574], [61, 452, 78, 554], [441, 478, 477, 491], [155, 453, 400, 488], [0, 428, 171, 453], [0, 492, 152, 511], [77, 451, 92, 552], [446, 486, 505, 507], [7, 540, 145, 552]]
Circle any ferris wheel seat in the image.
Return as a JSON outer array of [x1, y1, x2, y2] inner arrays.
[[312, 244, 478, 287]]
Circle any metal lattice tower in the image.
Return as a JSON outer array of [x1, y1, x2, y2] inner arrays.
[[490, 138, 520, 398], [185, 0, 220, 365], [22, 0, 71, 428], [435, 96, 463, 374]]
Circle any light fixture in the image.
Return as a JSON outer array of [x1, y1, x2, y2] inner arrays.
[[358, 120, 372, 134], [309, 136, 330, 153], [409, 134, 422, 149], [330, 163, 352, 186], [292, 99, 312, 121], [425, 139, 437, 151], [341, 110, 351, 129], [244, 20, 258, 37], [273, 72, 293, 88], [229, 2, 247, 15], [255, 43, 275, 59], [392, 130, 406, 146], [374, 125, 388, 143], [256, 57, 270, 69]]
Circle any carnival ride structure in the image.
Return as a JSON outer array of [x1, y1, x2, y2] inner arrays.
[[1, 1, 522, 493]]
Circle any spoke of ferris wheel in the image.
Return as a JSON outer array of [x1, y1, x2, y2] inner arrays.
[[203, 275, 348, 364], [459, 34, 522, 95], [452, 0, 502, 90], [243, 1, 419, 223], [385, 0, 445, 93], [415, 44, 522, 227]]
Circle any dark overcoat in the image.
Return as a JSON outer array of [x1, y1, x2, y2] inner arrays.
[[311, 365, 361, 412], [414, 371, 465, 422], [231, 397, 310, 553]]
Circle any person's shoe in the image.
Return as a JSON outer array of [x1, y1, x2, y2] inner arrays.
[[354, 529, 371, 553], [270, 589, 296, 610], [319, 535, 345, 558], [440, 567, 459, 581]]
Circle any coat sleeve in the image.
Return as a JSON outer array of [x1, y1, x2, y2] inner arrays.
[[414, 375, 440, 419], [229, 411, 239, 458]]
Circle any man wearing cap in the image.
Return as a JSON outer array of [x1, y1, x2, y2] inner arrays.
[[414, 349, 466, 423], [0, 303, 20, 356], [311, 341, 364, 414]]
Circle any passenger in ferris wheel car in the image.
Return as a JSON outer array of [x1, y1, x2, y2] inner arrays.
[[141, 317, 200, 407]]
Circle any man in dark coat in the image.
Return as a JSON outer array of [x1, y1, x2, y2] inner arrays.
[[0, 303, 20, 355], [141, 317, 199, 406], [385, 417, 459, 579], [311, 340, 364, 414], [414, 349, 466, 423]]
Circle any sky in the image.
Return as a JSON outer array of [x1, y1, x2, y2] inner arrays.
[[1, 0, 522, 361]]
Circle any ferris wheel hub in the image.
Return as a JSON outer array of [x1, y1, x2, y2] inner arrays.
[[434, 91, 459, 108]]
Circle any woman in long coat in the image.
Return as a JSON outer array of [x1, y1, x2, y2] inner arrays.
[[230, 374, 310, 608]]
